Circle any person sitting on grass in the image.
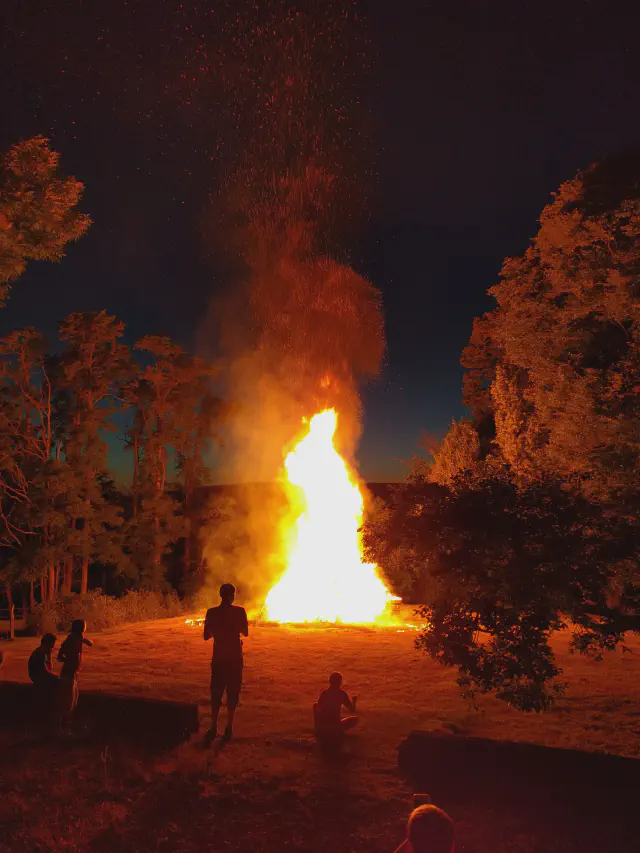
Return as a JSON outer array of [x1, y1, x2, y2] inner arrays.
[[313, 671, 358, 742], [28, 633, 59, 694], [57, 619, 93, 726], [393, 804, 455, 853], [203, 583, 249, 745]]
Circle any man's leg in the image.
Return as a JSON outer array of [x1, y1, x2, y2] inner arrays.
[[209, 663, 225, 738], [223, 660, 243, 741]]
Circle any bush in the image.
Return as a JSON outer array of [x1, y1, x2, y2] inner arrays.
[[27, 589, 184, 635]]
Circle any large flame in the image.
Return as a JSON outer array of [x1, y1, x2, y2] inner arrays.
[[264, 409, 396, 624]]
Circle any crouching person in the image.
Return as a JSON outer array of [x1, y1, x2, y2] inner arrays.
[[313, 672, 358, 746], [28, 633, 59, 692], [28, 633, 59, 729]]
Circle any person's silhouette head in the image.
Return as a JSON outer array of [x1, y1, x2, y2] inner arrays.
[[220, 583, 236, 605], [407, 804, 455, 853], [41, 633, 56, 649], [329, 671, 343, 688], [71, 619, 86, 635]]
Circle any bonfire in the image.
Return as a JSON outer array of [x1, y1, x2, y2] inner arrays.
[[264, 409, 397, 625]]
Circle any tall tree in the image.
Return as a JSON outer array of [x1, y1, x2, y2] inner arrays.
[[373, 153, 640, 709], [460, 152, 640, 501], [0, 137, 90, 305], [0, 329, 68, 600], [125, 337, 218, 589], [57, 311, 132, 593]]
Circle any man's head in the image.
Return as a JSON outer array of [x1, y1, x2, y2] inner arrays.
[[219, 583, 236, 604], [407, 805, 455, 853], [329, 671, 343, 688], [41, 633, 56, 649], [71, 619, 86, 635]]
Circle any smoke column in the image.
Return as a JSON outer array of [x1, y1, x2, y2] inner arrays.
[[198, 1, 384, 607]]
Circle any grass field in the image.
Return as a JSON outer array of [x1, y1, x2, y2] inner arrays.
[[1, 615, 639, 852]]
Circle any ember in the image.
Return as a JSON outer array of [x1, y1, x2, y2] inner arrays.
[[264, 409, 398, 625]]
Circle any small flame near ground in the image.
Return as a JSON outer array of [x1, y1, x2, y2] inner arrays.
[[264, 409, 399, 625]]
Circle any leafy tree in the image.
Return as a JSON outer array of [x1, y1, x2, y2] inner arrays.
[[0, 329, 68, 601], [375, 153, 640, 709], [0, 137, 90, 304], [125, 337, 218, 588], [461, 152, 640, 501], [366, 468, 640, 711], [57, 311, 132, 592], [422, 419, 481, 487], [174, 392, 229, 591]]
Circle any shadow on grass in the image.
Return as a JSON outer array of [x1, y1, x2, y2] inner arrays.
[[398, 730, 640, 852], [0, 681, 198, 750]]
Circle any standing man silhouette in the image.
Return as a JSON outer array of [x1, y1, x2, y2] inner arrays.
[[203, 583, 248, 745]]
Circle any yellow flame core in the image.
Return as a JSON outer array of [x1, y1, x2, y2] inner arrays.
[[265, 409, 397, 624]]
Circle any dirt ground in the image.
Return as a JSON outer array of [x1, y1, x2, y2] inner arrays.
[[1, 616, 639, 852]]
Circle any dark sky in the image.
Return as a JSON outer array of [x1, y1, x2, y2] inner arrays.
[[1, 0, 639, 481]]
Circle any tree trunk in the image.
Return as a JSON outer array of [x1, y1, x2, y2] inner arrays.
[[48, 566, 55, 601], [29, 580, 35, 612], [4, 583, 14, 640], [40, 576, 47, 604], [62, 558, 73, 594], [154, 514, 161, 585], [81, 555, 89, 595], [132, 432, 139, 518], [184, 516, 192, 582]]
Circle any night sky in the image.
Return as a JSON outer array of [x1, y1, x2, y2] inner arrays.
[[1, 1, 640, 482]]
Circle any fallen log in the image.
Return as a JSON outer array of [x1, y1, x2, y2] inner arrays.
[[0, 681, 199, 748]]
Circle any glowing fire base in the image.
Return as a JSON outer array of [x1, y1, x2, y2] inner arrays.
[[264, 409, 397, 625]]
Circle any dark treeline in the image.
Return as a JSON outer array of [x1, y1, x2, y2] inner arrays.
[[0, 312, 226, 612], [0, 137, 227, 614]]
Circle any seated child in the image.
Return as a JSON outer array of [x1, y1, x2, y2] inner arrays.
[[28, 633, 59, 691], [313, 672, 358, 740], [393, 804, 455, 853]]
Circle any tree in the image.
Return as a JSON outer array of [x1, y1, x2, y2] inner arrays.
[[174, 392, 229, 591], [366, 468, 640, 711], [0, 137, 90, 304], [125, 337, 218, 589], [0, 328, 68, 601], [374, 153, 640, 709], [422, 419, 481, 487], [57, 311, 132, 592], [461, 152, 640, 502]]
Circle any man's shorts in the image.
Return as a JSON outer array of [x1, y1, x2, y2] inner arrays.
[[210, 658, 243, 708]]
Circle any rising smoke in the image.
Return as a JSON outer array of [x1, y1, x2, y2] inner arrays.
[[198, 1, 384, 609]]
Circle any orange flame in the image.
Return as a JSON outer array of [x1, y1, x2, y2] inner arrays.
[[265, 409, 398, 624]]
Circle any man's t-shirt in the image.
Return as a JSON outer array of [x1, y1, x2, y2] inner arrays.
[[205, 604, 248, 664], [28, 646, 52, 684], [317, 686, 352, 725], [59, 633, 85, 677]]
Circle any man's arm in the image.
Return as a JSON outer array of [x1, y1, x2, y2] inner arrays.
[[203, 609, 213, 641], [82, 637, 93, 647], [241, 608, 249, 637], [342, 690, 356, 714]]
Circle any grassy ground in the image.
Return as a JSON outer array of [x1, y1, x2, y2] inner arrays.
[[1, 616, 639, 852]]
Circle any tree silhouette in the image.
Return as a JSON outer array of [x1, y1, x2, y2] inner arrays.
[[371, 153, 640, 709], [0, 137, 90, 305], [57, 311, 132, 592]]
